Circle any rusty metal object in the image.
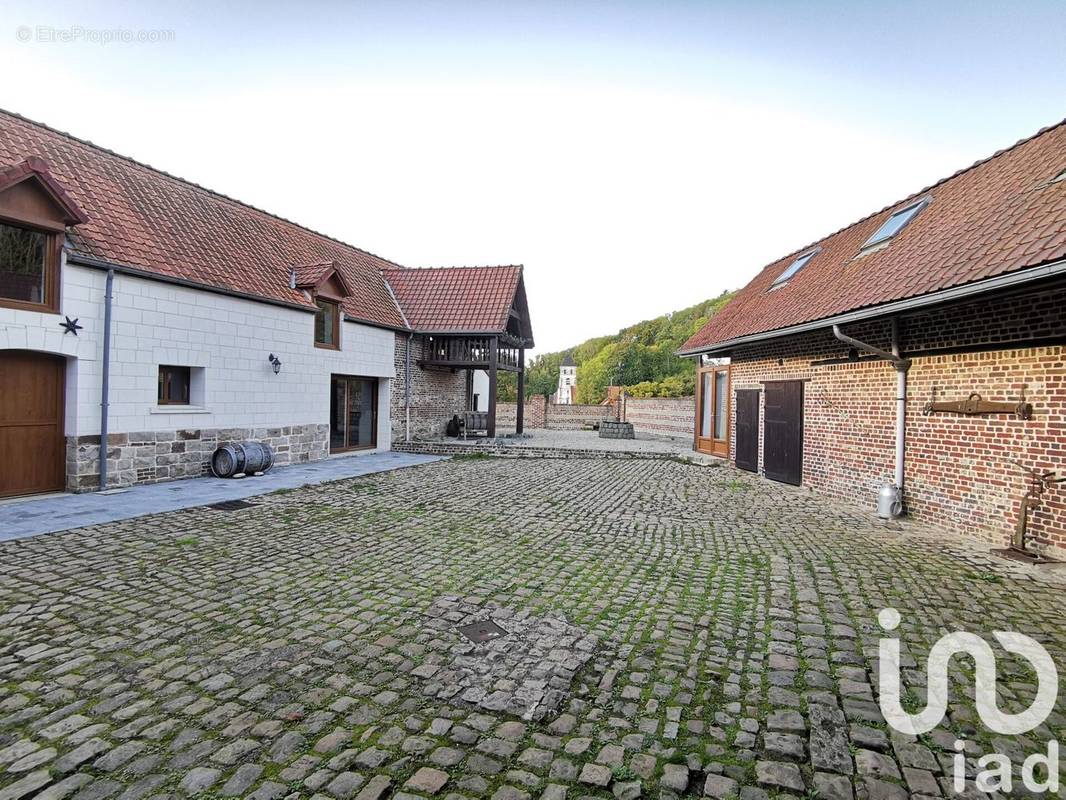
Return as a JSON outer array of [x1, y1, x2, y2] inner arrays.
[[992, 460, 1065, 564], [922, 389, 1032, 419]]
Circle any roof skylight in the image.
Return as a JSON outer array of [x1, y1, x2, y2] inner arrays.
[[863, 198, 929, 249], [771, 250, 817, 287]]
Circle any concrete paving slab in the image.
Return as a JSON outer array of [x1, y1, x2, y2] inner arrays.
[[0, 450, 442, 541]]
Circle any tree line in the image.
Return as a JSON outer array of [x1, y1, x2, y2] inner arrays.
[[498, 291, 734, 403]]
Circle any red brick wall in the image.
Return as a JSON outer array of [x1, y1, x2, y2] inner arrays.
[[624, 396, 696, 439], [727, 286, 1066, 556], [545, 403, 613, 430], [497, 395, 547, 429]]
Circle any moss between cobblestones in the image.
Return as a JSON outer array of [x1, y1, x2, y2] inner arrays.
[[1, 458, 1063, 800]]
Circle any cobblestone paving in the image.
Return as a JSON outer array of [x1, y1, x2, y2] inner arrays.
[[1, 457, 1064, 800]]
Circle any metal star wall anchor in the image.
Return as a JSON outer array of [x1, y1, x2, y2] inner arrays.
[[59, 316, 83, 335]]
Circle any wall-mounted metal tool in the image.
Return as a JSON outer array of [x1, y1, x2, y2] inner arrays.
[[992, 459, 1065, 564], [922, 389, 1032, 419]]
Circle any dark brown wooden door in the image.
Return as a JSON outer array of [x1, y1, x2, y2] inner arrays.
[[763, 381, 803, 485], [0, 350, 65, 497], [734, 389, 760, 473]]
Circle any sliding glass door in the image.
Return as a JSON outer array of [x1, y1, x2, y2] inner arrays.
[[330, 375, 378, 452]]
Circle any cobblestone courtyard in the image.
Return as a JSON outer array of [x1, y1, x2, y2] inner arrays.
[[1, 457, 1064, 800]]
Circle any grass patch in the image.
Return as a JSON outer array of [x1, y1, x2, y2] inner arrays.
[[963, 570, 1003, 584], [451, 452, 497, 462]]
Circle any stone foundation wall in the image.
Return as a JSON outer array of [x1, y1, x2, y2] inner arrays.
[[392, 441, 672, 460], [66, 423, 329, 491]]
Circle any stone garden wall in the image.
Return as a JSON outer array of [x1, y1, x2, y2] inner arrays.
[[544, 403, 613, 430], [497, 395, 547, 430], [623, 396, 695, 439]]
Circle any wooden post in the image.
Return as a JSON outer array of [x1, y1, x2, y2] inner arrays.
[[487, 336, 498, 438], [516, 347, 525, 435]]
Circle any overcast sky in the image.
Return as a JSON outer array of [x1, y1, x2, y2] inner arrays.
[[2, 0, 1064, 354]]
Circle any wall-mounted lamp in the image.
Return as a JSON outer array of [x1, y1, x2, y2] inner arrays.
[[268, 353, 282, 375]]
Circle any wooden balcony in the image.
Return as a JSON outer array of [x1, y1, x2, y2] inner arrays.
[[421, 335, 524, 372]]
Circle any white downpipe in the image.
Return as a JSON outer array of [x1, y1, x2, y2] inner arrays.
[[832, 323, 911, 509], [891, 319, 906, 491]]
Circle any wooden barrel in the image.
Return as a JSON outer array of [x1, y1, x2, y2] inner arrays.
[[241, 441, 274, 474], [210, 444, 245, 478], [209, 441, 274, 478]]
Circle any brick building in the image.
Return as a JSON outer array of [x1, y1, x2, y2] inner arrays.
[[680, 121, 1066, 557], [0, 110, 532, 496]]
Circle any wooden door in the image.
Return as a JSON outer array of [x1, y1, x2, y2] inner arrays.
[[763, 380, 803, 485], [0, 350, 65, 497], [695, 366, 730, 457], [734, 389, 760, 473]]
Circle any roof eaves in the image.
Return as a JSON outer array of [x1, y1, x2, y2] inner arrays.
[[677, 257, 1066, 357]]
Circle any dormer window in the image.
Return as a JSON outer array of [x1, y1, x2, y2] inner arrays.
[[862, 198, 929, 250], [292, 261, 352, 350], [314, 298, 339, 348], [0, 157, 88, 314]]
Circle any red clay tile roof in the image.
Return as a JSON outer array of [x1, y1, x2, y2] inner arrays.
[[682, 120, 1066, 354], [0, 110, 409, 329], [382, 265, 524, 334]]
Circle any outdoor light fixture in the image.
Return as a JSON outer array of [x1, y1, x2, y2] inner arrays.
[[268, 353, 282, 375]]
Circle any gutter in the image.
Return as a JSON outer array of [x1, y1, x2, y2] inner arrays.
[[99, 268, 115, 490], [678, 257, 1066, 357], [832, 322, 911, 517]]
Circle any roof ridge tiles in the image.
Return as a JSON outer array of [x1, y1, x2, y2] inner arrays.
[[386, 264, 524, 272]]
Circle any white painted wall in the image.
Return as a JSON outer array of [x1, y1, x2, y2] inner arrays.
[[471, 369, 489, 411], [0, 258, 396, 447]]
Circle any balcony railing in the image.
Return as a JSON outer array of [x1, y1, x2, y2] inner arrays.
[[422, 336, 522, 371]]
